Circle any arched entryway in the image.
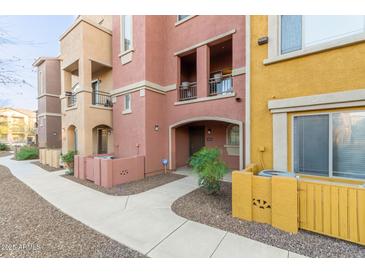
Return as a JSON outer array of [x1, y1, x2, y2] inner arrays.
[[169, 116, 243, 170], [92, 125, 112, 154], [67, 125, 77, 152]]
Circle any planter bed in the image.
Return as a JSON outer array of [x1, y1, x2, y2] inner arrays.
[[171, 181, 365, 258], [0, 151, 12, 158], [0, 165, 144, 258], [62, 173, 186, 196], [31, 161, 63, 172]]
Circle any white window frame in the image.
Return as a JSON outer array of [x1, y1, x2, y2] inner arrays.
[[122, 93, 132, 114], [120, 15, 133, 54], [175, 15, 196, 26], [291, 110, 365, 181], [265, 15, 365, 64]]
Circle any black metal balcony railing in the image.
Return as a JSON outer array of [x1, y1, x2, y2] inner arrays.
[[209, 74, 233, 96], [92, 91, 112, 107], [178, 82, 197, 101], [67, 93, 77, 107]]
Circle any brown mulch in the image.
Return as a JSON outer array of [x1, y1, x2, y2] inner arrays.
[[31, 161, 63, 172], [62, 173, 186, 196], [0, 165, 144, 258], [171, 181, 365, 258]]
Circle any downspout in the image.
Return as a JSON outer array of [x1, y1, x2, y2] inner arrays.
[[244, 16, 251, 166]]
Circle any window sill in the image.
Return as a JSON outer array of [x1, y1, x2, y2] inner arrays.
[[175, 16, 197, 27], [65, 106, 77, 111], [122, 109, 132, 115], [174, 92, 236, 106], [119, 49, 134, 65], [89, 105, 112, 110], [264, 32, 365, 65]]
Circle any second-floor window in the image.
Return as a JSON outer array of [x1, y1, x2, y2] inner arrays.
[[121, 15, 133, 52], [280, 15, 365, 54], [177, 15, 190, 22], [124, 94, 131, 113]]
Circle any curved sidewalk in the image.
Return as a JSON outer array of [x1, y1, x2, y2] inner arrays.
[[0, 156, 305, 258]]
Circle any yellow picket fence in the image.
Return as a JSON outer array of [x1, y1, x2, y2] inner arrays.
[[298, 180, 365, 245], [233, 164, 365, 246]]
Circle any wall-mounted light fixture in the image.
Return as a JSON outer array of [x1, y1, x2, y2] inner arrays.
[[207, 128, 212, 135], [154, 124, 159, 131], [258, 36, 269, 45]]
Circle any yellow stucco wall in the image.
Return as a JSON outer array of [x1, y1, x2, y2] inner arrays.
[[250, 15, 365, 170]]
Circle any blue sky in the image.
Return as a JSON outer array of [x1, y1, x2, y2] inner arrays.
[[0, 16, 74, 110]]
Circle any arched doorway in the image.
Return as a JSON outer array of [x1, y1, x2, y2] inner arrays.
[[92, 125, 112, 154], [169, 116, 243, 170], [67, 125, 77, 152]]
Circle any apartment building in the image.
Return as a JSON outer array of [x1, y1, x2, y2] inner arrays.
[[111, 15, 246, 176], [59, 15, 246, 185], [249, 15, 365, 182], [60, 15, 113, 155], [33, 57, 62, 149], [0, 107, 36, 145]]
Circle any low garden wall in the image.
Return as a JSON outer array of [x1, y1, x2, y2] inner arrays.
[[232, 164, 365, 246], [39, 148, 61, 168], [74, 155, 145, 188]]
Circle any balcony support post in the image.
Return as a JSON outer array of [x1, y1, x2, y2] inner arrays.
[[197, 45, 210, 98]]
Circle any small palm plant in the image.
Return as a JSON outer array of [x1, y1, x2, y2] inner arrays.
[[189, 147, 228, 194]]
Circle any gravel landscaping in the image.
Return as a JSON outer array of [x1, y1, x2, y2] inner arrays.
[[0, 151, 12, 157], [62, 173, 186, 196], [171, 181, 365, 258], [31, 161, 63, 172], [0, 165, 144, 258]]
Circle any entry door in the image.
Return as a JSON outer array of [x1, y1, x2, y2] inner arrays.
[[97, 128, 108, 154], [189, 126, 205, 156]]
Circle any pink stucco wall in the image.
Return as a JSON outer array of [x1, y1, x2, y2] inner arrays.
[[112, 16, 245, 175]]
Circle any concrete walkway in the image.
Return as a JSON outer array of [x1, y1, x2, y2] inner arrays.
[[0, 156, 306, 258]]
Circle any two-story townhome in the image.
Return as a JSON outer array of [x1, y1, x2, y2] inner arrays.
[[111, 15, 246, 177], [249, 15, 365, 182], [33, 57, 62, 149], [60, 15, 114, 156]]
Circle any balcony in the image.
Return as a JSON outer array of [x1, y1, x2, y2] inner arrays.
[[178, 82, 197, 101], [209, 73, 233, 96], [92, 91, 112, 107], [67, 93, 77, 107]]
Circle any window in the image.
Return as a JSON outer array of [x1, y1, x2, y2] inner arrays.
[[121, 15, 132, 52], [227, 125, 239, 146], [293, 111, 365, 179], [123, 94, 131, 113], [281, 16, 365, 54], [177, 15, 190, 21], [39, 71, 44, 94]]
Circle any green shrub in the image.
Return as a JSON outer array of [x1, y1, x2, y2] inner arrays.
[[189, 147, 228, 194], [15, 146, 39, 160], [0, 143, 9, 151], [61, 151, 76, 174]]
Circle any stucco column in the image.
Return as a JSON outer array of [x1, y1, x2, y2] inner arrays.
[[79, 57, 92, 92], [61, 69, 72, 94], [196, 45, 210, 98]]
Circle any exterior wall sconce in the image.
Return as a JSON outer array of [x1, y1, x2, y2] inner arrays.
[[258, 36, 269, 45], [154, 124, 159, 131], [207, 128, 212, 135], [108, 129, 112, 135], [235, 97, 242, 102]]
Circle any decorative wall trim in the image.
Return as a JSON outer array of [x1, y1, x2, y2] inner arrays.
[[273, 113, 287, 171], [37, 112, 62, 118], [174, 29, 236, 56], [232, 67, 246, 77], [174, 93, 236, 106], [89, 105, 112, 111], [245, 16, 251, 166], [37, 93, 61, 99], [268, 89, 365, 113], [111, 80, 177, 97]]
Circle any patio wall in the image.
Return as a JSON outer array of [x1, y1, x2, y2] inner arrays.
[[232, 164, 365, 246], [39, 148, 61, 168], [74, 155, 145, 188]]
